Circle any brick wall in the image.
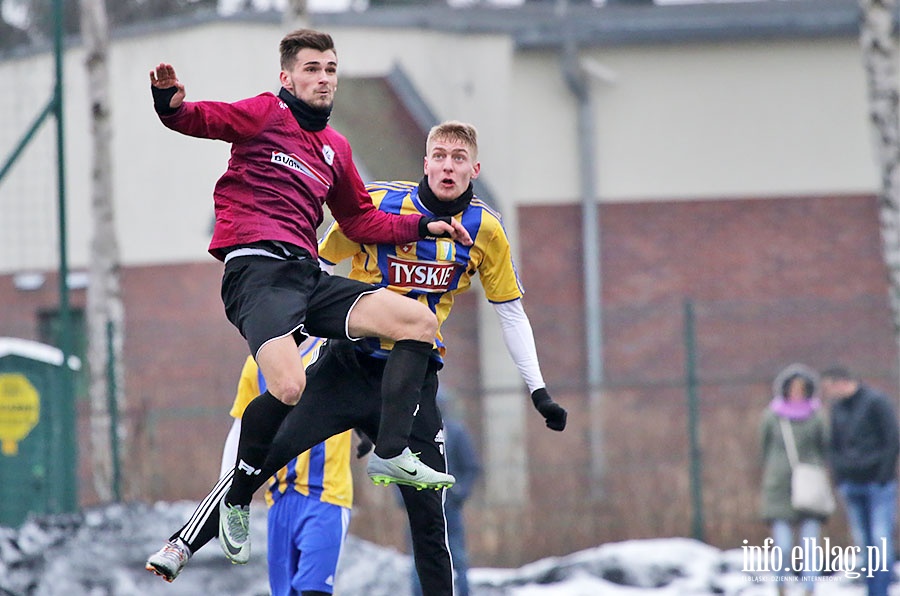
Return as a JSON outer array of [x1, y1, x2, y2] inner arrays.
[[1, 193, 896, 565], [353, 195, 899, 565]]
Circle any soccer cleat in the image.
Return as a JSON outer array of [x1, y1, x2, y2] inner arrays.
[[367, 447, 456, 490], [145, 538, 191, 582], [218, 500, 251, 564]]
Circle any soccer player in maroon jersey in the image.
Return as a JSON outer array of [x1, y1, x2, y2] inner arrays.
[[148, 28, 471, 565]]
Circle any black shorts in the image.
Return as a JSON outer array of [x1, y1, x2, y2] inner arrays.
[[221, 255, 380, 357]]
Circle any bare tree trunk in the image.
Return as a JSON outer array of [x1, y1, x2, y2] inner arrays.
[[283, 0, 309, 28], [80, 0, 125, 502], [860, 0, 900, 387]]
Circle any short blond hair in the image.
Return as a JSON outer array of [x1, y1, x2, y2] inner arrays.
[[426, 121, 478, 160]]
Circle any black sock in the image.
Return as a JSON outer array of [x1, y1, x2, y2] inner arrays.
[[374, 339, 432, 458], [225, 391, 292, 506]]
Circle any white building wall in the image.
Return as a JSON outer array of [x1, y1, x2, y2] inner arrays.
[[0, 19, 880, 274], [329, 27, 517, 207], [1, 21, 287, 274], [1, 49, 60, 273], [512, 37, 878, 204]]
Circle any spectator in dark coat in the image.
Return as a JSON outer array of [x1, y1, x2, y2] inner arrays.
[[822, 365, 899, 596]]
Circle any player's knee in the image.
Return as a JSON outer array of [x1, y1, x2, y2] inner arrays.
[[268, 376, 305, 405], [403, 302, 438, 341]]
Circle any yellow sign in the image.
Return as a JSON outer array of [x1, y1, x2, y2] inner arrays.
[[0, 373, 40, 456]]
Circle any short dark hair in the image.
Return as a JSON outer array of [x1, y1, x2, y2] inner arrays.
[[820, 365, 856, 382], [279, 29, 336, 71]]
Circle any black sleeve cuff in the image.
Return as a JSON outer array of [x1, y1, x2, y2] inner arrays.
[[151, 85, 179, 116], [531, 387, 551, 407], [418, 215, 452, 238], [418, 216, 431, 238]]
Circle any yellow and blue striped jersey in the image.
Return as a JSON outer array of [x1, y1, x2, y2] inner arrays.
[[319, 180, 524, 360], [229, 337, 353, 509]]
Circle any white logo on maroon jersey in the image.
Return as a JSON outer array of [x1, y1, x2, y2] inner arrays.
[[387, 255, 457, 292], [271, 151, 329, 187], [322, 144, 335, 166], [271, 151, 305, 172]]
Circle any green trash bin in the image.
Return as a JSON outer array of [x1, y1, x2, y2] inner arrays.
[[0, 337, 79, 527]]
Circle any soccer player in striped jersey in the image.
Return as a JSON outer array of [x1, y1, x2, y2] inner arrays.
[[148, 336, 369, 595], [144, 121, 566, 595], [228, 339, 355, 596]]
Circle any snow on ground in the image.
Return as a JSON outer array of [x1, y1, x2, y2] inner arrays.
[[0, 501, 891, 595]]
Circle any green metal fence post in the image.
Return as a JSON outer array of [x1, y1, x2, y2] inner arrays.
[[684, 299, 704, 542], [106, 321, 121, 502], [52, 0, 77, 511]]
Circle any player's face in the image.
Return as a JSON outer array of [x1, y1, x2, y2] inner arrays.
[[280, 48, 338, 110], [424, 137, 480, 201]]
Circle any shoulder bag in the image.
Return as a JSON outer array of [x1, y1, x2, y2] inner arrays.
[[779, 417, 835, 517]]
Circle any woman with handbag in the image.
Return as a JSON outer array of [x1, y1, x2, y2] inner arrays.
[[759, 363, 832, 596]]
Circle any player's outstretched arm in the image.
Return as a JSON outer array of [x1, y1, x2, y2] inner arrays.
[[492, 299, 567, 431]]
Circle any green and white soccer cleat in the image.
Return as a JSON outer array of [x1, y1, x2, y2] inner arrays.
[[366, 447, 455, 490], [218, 500, 251, 564]]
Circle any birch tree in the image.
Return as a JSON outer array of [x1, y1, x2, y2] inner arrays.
[[80, 0, 125, 502], [860, 0, 900, 352], [283, 0, 309, 28]]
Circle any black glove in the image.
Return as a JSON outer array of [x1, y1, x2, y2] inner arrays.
[[151, 85, 179, 116], [355, 434, 374, 459], [418, 215, 453, 239], [531, 388, 567, 431]]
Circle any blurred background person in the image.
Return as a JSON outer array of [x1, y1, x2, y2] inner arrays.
[[822, 365, 899, 596], [759, 363, 830, 596]]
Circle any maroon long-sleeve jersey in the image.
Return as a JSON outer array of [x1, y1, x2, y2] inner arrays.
[[159, 91, 421, 260]]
